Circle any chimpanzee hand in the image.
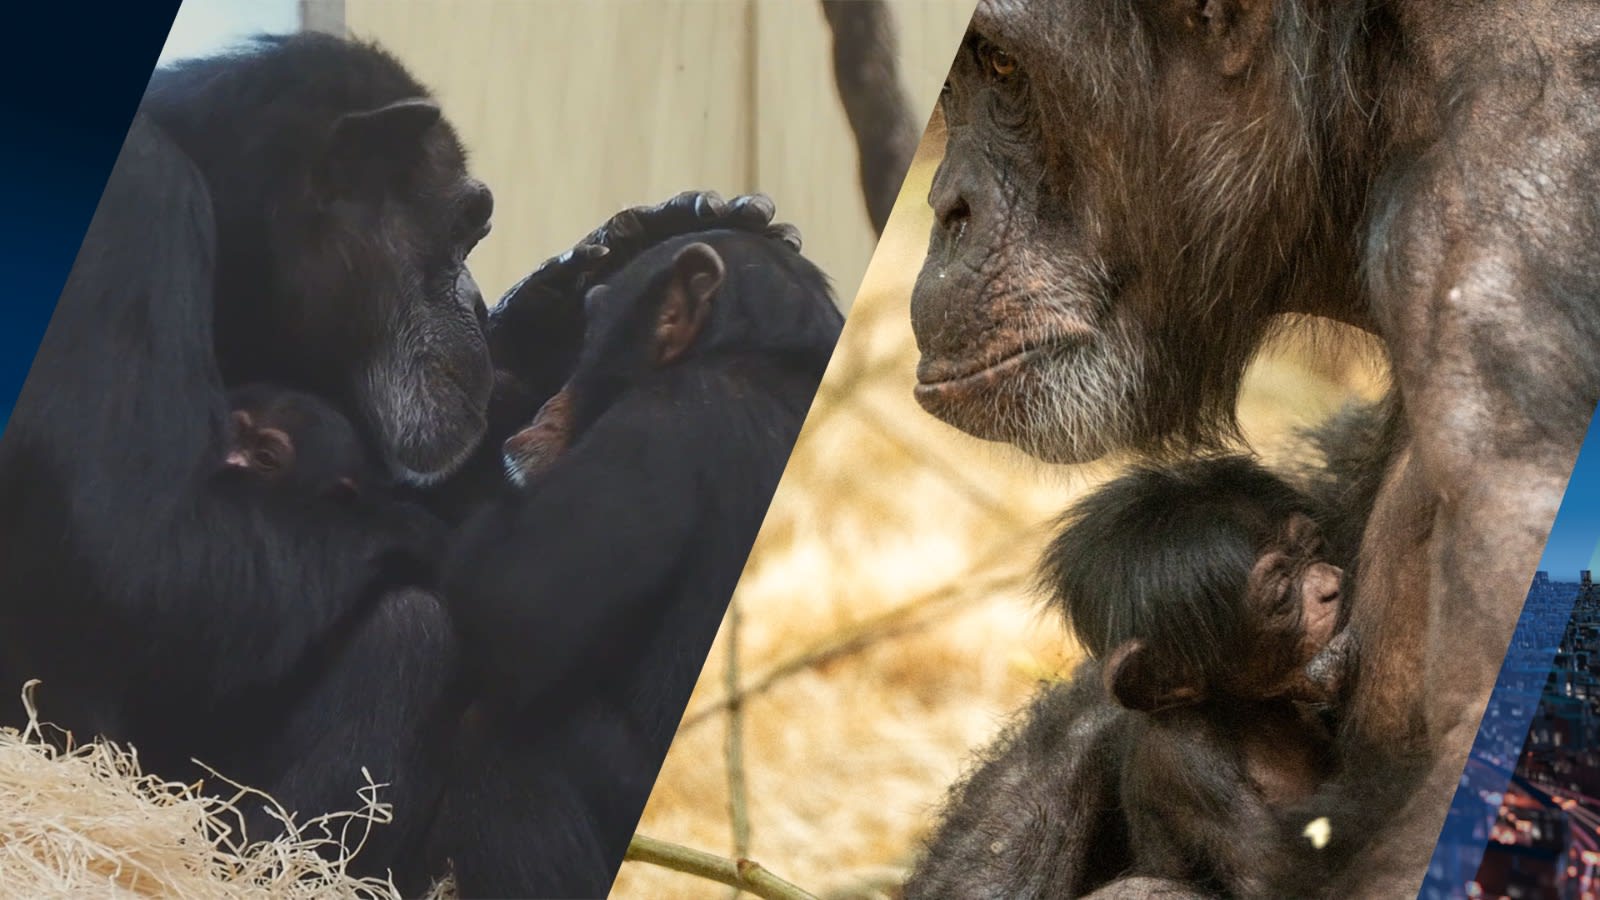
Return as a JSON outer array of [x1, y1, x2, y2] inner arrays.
[[491, 190, 799, 337], [572, 191, 801, 278], [485, 191, 804, 439]]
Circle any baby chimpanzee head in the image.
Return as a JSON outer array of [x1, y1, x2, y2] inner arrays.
[[225, 384, 379, 499], [1041, 455, 1344, 712]]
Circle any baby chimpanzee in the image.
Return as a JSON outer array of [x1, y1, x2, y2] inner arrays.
[[224, 383, 378, 499], [1041, 455, 1347, 898]]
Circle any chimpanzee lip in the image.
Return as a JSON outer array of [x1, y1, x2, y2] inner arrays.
[[915, 332, 1083, 394]]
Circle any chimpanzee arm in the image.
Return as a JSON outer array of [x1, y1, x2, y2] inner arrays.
[[905, 667, 1136, 900], [1334, 69, 1600, 892], [443, 385, 705, 711], [0, 117, 422, 701], [1123, 715, 1284, 896]]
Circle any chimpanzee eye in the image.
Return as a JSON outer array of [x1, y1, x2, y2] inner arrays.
[[252, 449, 281, 472], [989, 49, 1018, 79]]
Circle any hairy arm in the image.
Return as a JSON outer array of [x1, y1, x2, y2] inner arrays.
[[905, 667, 1136, 900]]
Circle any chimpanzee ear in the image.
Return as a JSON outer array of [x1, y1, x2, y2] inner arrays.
[[1192, 0, 1276, 77], [320, 98, 442, 193], [1102, 639, 1206, 712], [655, 242, 724, 365]]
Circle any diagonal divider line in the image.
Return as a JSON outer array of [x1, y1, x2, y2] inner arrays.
[[1422, 410, 1600, 896]]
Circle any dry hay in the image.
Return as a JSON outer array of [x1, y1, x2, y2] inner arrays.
[[0, 681, 428, 899]]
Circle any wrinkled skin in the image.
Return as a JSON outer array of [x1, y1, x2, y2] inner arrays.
[[911, 1, 1600, 895]]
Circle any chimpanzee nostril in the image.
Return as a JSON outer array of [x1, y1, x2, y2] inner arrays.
[[935, 194, 971, 233]]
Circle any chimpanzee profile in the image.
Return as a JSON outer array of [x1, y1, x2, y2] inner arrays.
[[224, 384, 380, 500], [429, 208, 844, 898], [1040, 456, 1348, 897]]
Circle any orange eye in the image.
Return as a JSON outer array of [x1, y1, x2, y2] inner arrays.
[[990, 50, 1017, 78]]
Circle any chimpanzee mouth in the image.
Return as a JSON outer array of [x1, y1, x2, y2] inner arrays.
[[914, 331, 1085, 401]]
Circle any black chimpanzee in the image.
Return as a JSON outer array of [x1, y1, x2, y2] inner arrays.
[[0, 33, 490, 878], [224, 384, 381, 500], [1041, 456, 1346, 898], [423, 209, 844, 898], [143, 34, 495, 484]]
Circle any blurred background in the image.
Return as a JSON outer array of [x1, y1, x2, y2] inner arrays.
[[161, 0, 972, 306], [613, 126, 1391, 898]]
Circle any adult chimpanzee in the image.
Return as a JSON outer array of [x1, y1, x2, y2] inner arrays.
[[0, 33, 492, 878], [909, 1, 1600, 895], [423, 209, 843, 898], [144, 35, 495, 484], [225, 384, 383, 500]]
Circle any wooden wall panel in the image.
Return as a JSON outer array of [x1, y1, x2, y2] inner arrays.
[[336, 0, 971, 305]]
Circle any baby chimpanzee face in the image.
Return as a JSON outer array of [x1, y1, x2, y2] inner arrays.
[[224, 384, 375, 500], [1240, 512, 1345, 701]]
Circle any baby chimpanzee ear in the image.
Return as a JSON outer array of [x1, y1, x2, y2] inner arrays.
[[655, 242, 724, 365], [1102, 639, 1206, 712]]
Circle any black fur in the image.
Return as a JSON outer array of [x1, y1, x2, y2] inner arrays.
[[1042, 457, 1319, 681], [904, 668, 1138, 900], [225, 383, 383, 498], [0, 115, 456, 878], [912, 457, 1346, 899], [142, 33, 494, 482], [427, 229, 842, 898]]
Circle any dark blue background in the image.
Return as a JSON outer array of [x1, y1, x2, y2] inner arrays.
[[0, 3, 181, 433]]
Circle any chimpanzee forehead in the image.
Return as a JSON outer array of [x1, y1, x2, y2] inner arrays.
[[970, 0, 1135, 58]]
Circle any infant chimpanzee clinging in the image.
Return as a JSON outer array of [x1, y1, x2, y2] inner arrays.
[[1041, 455, 1348, 898], [224, 383, 379, 500]]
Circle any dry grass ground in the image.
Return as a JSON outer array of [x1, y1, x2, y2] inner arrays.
[[610, 149, 1387, 898]]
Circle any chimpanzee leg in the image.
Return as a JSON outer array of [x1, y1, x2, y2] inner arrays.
[[243, 588, 461, 886], [431, 705, 653, 899]]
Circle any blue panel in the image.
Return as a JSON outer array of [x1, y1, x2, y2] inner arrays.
[[0, 2, 183, 434], [1422, 412, 1600, 898]]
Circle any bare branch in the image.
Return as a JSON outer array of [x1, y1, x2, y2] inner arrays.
[[626, 834, 819, 900]]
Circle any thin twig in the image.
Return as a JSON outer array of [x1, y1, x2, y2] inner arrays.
[[681, 555, 1034, 731], [845, 396, 1032, 530], [626, 834, 819, 900], [723, 595, 752, 900]]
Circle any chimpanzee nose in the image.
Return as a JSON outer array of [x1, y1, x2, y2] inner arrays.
[[932, 183, 970, 232], [1308, 563, 1344, 603]]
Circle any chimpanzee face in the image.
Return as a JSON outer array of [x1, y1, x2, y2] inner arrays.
[[1238, 513, 1344, 698], [278, 100, 496, 485], [912, 0, 1324, 464]]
